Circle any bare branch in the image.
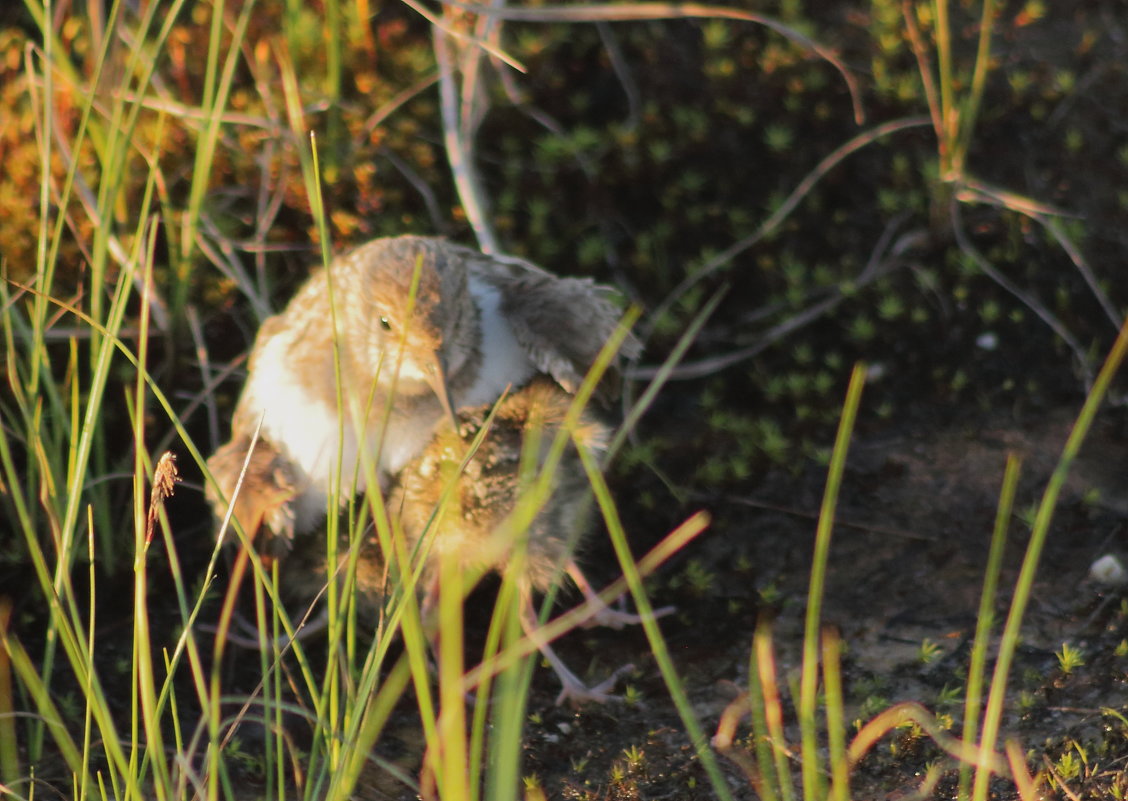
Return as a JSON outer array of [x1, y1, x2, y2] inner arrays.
[[447, 0, 865, 124]]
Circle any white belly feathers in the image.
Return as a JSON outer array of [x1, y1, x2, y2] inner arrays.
[[244, 277, 537, 533]]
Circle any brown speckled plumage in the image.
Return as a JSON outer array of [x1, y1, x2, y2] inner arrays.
[[207, 235, 637, 541], [391, 377, 663, 704], [205, 435, 297, 561], [204, 235, 651, 701], [392, 376, 607, 593]]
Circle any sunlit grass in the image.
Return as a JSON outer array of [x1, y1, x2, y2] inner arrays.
[[2, 5, 712, 794], [3, 0, 1127, 799], [714, 327, 1128, 798]]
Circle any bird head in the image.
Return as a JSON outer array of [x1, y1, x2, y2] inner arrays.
[[352, 237, 478, 424]]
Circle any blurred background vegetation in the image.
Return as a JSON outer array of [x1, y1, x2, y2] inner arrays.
[[4, 4, 1125, 561], [2, 0, 1128, 794]]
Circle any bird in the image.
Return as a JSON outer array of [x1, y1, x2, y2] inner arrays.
[[203, 383, 652, 689], [391, 377, 664, 705], [205, 433, 298, 564], [208, 234, 639, 549], [205, 433, 388, 647]]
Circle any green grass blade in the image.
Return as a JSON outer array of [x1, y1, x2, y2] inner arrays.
[[178, 0, 258, 322], [800, 362, 866, 801], [823, 630, 849, 801], [932, 0, 955, 176], [953, 0, 998, 177], [973, 316, 1128, 800], [746, 621, 787, 801], [0, 629, 87, 787], [958, 453, 1020, 801], [577, 444, 733, 801], [128, 218, 172, 801], [759, 624, 796, 801], [0, 600, 19, 793], [608, 287, 726, 464]]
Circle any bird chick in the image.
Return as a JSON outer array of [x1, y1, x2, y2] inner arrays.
[[205, 434, 388, 647], [205, 434, 298, 562], [392, 377, 657, 705], [273, 526, 389, 634], [219, 235, 639, 541]]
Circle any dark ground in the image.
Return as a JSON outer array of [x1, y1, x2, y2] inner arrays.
[[508, 402, 1128, 800], [5, 1, 1128, 798], [294, 398, 1128, 800]]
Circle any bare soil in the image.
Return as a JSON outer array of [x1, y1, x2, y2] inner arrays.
[[302, 401, 1128, 800]]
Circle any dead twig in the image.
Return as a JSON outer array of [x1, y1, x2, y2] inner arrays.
[[949, 198, 1094, 388], [636, 116, 931, 358], [448, 0, 865, 124], [629, 214, 926, 381], [433, 5, 499, 253]]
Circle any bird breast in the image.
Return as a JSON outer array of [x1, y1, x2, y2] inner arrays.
[[240, 321, 447, 530]]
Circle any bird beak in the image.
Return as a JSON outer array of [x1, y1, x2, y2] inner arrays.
[[426, 353, 459, 431]]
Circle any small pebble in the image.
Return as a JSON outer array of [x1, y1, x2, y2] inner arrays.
[[976, 332, 998, 350], [1089, 554, 1126, 585]]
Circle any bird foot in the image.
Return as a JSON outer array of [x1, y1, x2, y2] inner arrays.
[[197, 612, 266, 650], [565, 561, 677, 631], [201, 608, 328, 651], [582, 600, 677, 631], [553, 662, 636, 706]]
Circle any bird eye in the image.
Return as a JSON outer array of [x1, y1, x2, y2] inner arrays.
[[379, 316, 392, 331]]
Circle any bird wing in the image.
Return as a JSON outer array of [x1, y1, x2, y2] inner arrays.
[[472, 254, 640, 403]]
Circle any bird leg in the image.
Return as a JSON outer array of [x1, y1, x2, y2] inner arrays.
[[565, 559, 675, 630], [519, 585, 635, 705], [202, 602, 330, 651]]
